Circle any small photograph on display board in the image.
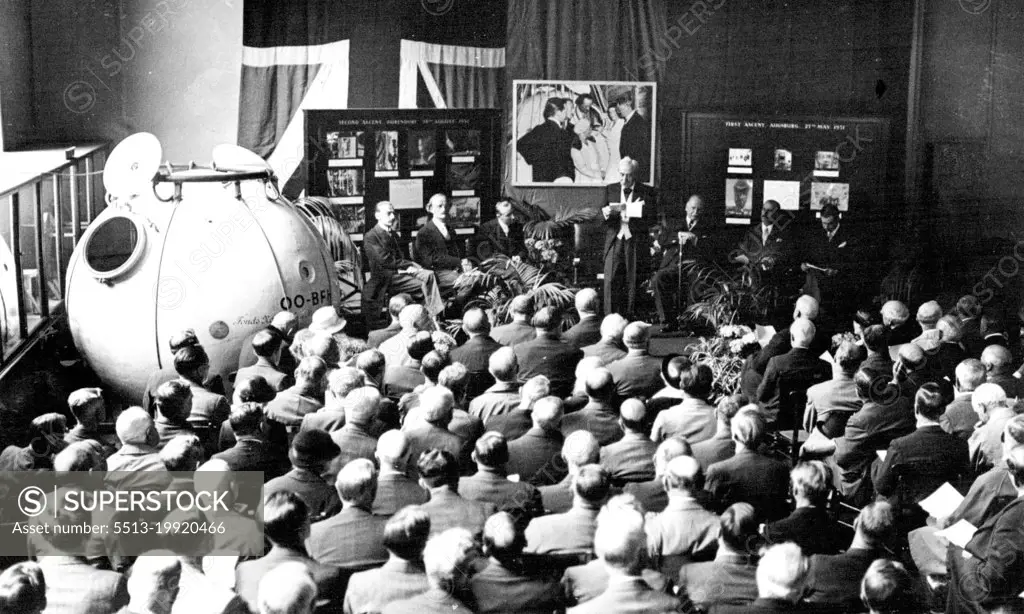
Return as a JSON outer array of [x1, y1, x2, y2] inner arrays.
[[375, 131, 399, 175], [448, 162, 480, 193], [327, 169, 364, 198], [810, 182, 850, 211], [409, 131, 436, 172], [327, 131, 364, 159], [336, 205, 366, 235], [763, 180, 801, 210], [450, 197, 481, 228], [389, 178, 424, 210], [445, 130, 481, 158], [773, 149, 792, 171], [725, 178, 753, 222], [814, 151, 840, 177], [727, 148, 753, 174]]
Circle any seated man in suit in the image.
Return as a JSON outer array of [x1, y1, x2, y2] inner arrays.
[[106, 407, 164, 472], [956, 294, 985, 357], [982, 344, 1020, 399], [581, 313, 629, 364], [469, 512, 564, 614], [330, 387, 381, 467], [476, 199, 527, 261], [153, 380, 198, 448], [414, 193, 473, 303], [484, 375, 550, 442], [378, 303, 434, 370], [747, 295, 829, 393], [307, 458, 390, 568], [525, 464, 610, 554], [460, 432, 544, 526], [911, 300, 943, 348], [234, 329, 294, 392], [731, 199, 799, 311], [859, 324, 894, 380], [882, 300, 921, 346], [651, 362, 717, 443], [946, 444, 1024, 612], [265, 356, 327, 428], [563, 288, 602, 349], [384, 332, 432, 398], [653, 195, 716, 331], [803, 501, 894, 609], [491, 295, 537, 348], [601, 156, 657, 318], [623, 437, 692, 515], [382, 527, 480, 614], [678, 502, 760, 612], [941, 358, 986, 441], [514, 306, 583, 398], [691, 396, 742, 471], [450, 307, 502, 399], [803, 340, 865, 438], [405, 386, 469, 471], [606, 321, 663, 401], [705, 410, 791, 521], [861, 560, 922, 614], [368, 293, 412, 349], [540, 431, 601, 515], [468, 348, 522, 422], [345, 507, 431, 614], [507, 396, 567, 486], [264, 429, 342, 522], [645, 456, 720, 579], [561, 368, 624, 446], [800, 204, 857, 319], [934, 315, 967, 382], [600, 398, 659, 485], [417, 449, 496, 537], [211, 402, 288, 479], [756, 318, 831, 425], [372, 430, 429, 515], [763, 460, 845, 556]]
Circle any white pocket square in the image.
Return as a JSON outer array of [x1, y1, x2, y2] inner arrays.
[[838, 241, 847, 248]]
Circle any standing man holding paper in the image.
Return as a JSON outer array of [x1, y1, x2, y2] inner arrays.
[[602, 157, 656, 318]]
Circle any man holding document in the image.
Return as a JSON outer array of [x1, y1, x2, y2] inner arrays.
[[602, 157, 656, 318]]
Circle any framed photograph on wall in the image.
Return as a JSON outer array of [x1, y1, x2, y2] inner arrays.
[[512, 80, 657, 187]]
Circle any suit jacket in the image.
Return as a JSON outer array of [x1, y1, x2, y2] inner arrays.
[[235, 546, 347, 614], [874, 425, 969, 521], [345, 558, 430, 614], [515, 332, 583, 398], [525, 504, 600, 554], [539, 475, 575, 515], [308, 506, 389, 567], [988, 372, 1021, 399], [485, 409, 534, 443], [105, 443, 165, 472], [187, 381, 231, 427], [803, 374, 862, 439], [607, 351, 664, 400], [691, 431, 735, 471], [459, 467, 544, 523], [651, 397, 716, 444], [384, 363, 426, 398], [619, 111, 652, 178], [960, 316, 984, 358], [372, 471, 430, 516], [491, 320, 536, 348], [948, 466, 1018, 529], [469, 558, 564, 614], [763, 506, 845, 556], [469, 381, 522, 422], [420, 487, 496, 536], [859, 352, 894, 381], [658, 218, 717, 269], [331, 423, 379, 467], [477, 218, 528, 260], [757, 347, 831, 423], [38, 556, 129, 614], [405, 423, 467, 472], [736, 221, 797, 284], [561, 400, 624, 446], [507, 427, 567, 486], [264, 467, 341, 521], [265, 385, 323, 426], [603, 182, 658, 259], [646, 495, 720, 579], [601, 432, 658, 485], [364, 224, 417, 303], [581, 339, 627, 364], [887, 319, 922, 346], [752, 325, 832, 376], [414, 220, 463, 271], [211, 437, 288, 480], [141, 369, 224, 414], [300, 407, 346, 434], [451, 335, 502, 398], [173, 564, 247, 614], [705, 449, 791, 521], [382, 588, 474, 614], [563, 316, 602, 349], [562, 560, 671, 608], [951, 496, 1024, 609], [712, 597, 813, 614], [517, 119, 575, 183], [567, 575, 680, 614], [368, 320, 402, 348], [234, 359, 293, 393], [678, 552, 758, 611], [833, 397, 916, 505], [969, 407, 1015, 475], [804, 547, 884, 608], [624, 479, 669, 514]]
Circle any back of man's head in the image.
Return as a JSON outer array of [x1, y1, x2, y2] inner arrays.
[[719, 502, 759, 554], [520, 376, 550, 409], [653, 437, 692, 476], [406, 332, 434, 363], [585, 368, 615, 400], [715, 395, 742, 426], [0, 561, 46, 614], [619, 398, 647, 432], [155, 380, 192, 423], [229, 402, 264, 438], [573, 464, 611, 505], [344, 387, 380, 426], [483, 512, 525, 562], [531, 307, 559, 332], [731, 409, 765, 448], [509, 295, 535, 320], [914, 382, 946, 422], [855, 501, 894, 547], [257, 561, 316, 614], [116, 406, 155, 447], [327, 367, 365, 401], [1006, 444, 1024, 487], [423, 528, 477, 593], [295, 356, 328, 385], [473, 431, 509, 467], [252, 330, 283, 359], [290, 429, 340, 472], [398, 304, 430, 331], [593, 505, 645, 574], [336, 458, 377, 504], [383, 506, 431, 561], [563, 431, 601, 469], [790, 319, 815, 349], [388, 294, 413, 321], [67, 388, 103, 422], [982, 344, 1012, 373], [599, 313, 629, 342], [794, 295, 819, 321], [575, 288, 599, 316], [916, 301, 942, 329], [127, 553, 181, 614], [972, 382, 1009, 417], [419, 351, 448, 383], [790, 461, 830, 505], [160, 435, 203, 472], [860, 559, 918, 614], [173, 344, 209, 379], [898, 343, 925, 370], [622, 322, 651, 350], [417, 448, 459, 489], [355, 350, 385, 379], [756, 543, 809, 602], [304, 333, 340, 367], [937, 314, 963, 343], [835, 341, 866, 375], [263, 491, 310, 547], [662, 455, 701, 493], [532, 396, 564, 431], [680, 363, 713, 398], [462, 308, 490, 336], [956, 295, 981, 320], [881, 300, 910, 327], [419, 386, 455, 426], [862, 324, 889, 353], [488, 347, 518, 382], [376, 429, 410, 467]]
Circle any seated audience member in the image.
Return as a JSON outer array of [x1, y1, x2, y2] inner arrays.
[[982, 313, 1010, 348], [646, 456, 719, 579], [212, 402, 287, 479], [514, 306, 582, 398], [469, 512, 564, 614], [303, 332, 341, 370], [381, 528, 480, 614], [476, 198, 527, 261], [715, 542, 810, 614], [942, 358, 986, 440], [436, 364, 485, 442], [763, 461, 844, 555], [804, 501, 895, 609], [705, 409, 790, 520], [893, 342, 930, 401], [236, 491, 345, 614], [946, 444, 1024, 612], [540, 431, 601, 514], [491, 295, 536, 348], [418, 448, 496, 536], [52, 441, 107, 474], [581, 313, 629, 364], [860, 559, 922, 614], [307, 458, 389, 567], [221, 376, 281, 449], [64, 387, 117, 455], [142, 329, 225, 413], [174, 343, 231, 428], [859, 324, 894, 380], [651, 354, 690, 401], [751, 296, 824, 377], [563, 499, 681, 614], [624, 437, 694, 514], [255, 562, 317, 614], [561, 367, 623, 446], [368, 293, 412, 348], [0, 561, 47, 614], [678, 502, 761, 611], [330, 387, 381, 467], [834, 369, 916, 506], [525, 464, 609, 554], [0, 412, 68, 471], [507, 395, 566, 486], [563, 288, 603, 349], [970, 383, 1017, 475], [982, 344, 1021, 399], [757, 318, 831, 424], [264, 429, 342, 521], [106, 406, 164, 471], [123, 554, 180, 614], [874, 382, 970, 528], [460, 431, 544, 524], [564, 356, 606, 413], [154, 380, 197, 448], [957, 294, 985, 356], [379, 304, 435, 370], [804, 340, 865, 437], [356, 348, 387, 392], [468, 348, 522, 421], [385, 332, 433, 398], [234, 329, 294, 392], [484, 375, 550, 441], [935, 314, 967, 382], [372, 430, 430, 515], [606, 322, 663, 400], [913, 300, 943, 344], [345, 507, 432, 614], [600, 398, 658, 485], [159, 434, 203, 472], [298, 366, 365, 434], [265, 356, 327, 427], [450, 307, 503, 398], [651, 362, 716, 443], [310, 304, 358, 348], [404, 386, 467, 469], [692, 396, 742, 470], [882, 299, 921, 346]]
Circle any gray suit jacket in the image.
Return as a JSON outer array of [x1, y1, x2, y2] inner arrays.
[[38, 556, 129, 614], [525, 504, 600, 554], [420, 487, 496, 536]]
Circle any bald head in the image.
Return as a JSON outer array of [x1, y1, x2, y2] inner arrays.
[[898, 343, 925, 370], [622, 322, 651, 350], [599, 313, 629, 342], [794, 295, 819, 321], [488, 347, 518, 382], [882, 300, 910, 327], [620, 398, 647, 433], [575, 288, 599, 316], [563, 430, 601, 469], [585, 368, 615, 400], [398, 304, 431, 332], [127, 553, 181, 614], [663, 455, 701, 493], [532, 396, 564, 431], [344, 387, 380, 426], [376, 430, 410, 466], [790, 319, 816, 349], [462, 308, 490, 336], [116, 406, 155, 447], [916, 301, 942, 329], [654, 437, 692, 476], [981, 345, 1013, 373]]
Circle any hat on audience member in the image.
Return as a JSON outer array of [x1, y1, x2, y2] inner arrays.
[[310, 306, 347, 334]]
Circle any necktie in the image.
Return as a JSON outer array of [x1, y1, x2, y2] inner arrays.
[[763, 226, 770, 244], [623, 187, 633, 201], [688, 219, 696, 232]]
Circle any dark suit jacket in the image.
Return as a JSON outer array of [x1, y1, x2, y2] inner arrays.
[[619, 111, 652, 178], [234, 359, 293, 392], [451, 335, 502, 398], [950, 496, 1024, 609], [736, 221, 797, 286], [581, 339, 628, 364], [469, 382, 522, 422], [187, 382, 231, 427], [477, 219, 528, 260], [368, 320, 402, 348], [507, 427, 567, 486], [752, 327, 831, 376], [941, 392, 980, 441], [859, 352, 894, 381], [405, 423, 468, 472], [264, 468, 341, 521], [757, 347, 831, 422], [265, 385, 323, 426], [563, 316, 602, 349], [331, 423, 379, 467], [517, 119, 575, 183], [344, 558, 430, 614], [235, 546, 346, 614], [372, 471, 430, 516], [562, 560, 671, 608], [469, 558, 564, 614], [603, 181, 658, 260], [988, 372, 1021, 399], [763, 505, 845, 556], [382, 588, 474, 614], [600, 432, 658, 485], [485, 409, 534, 443], [567, 576, 679, 614], [646, 495, 720, 579], [38, 556, 129, 614], [308, 506, 389, 567], [658, 219, 717, 269], [420, 487, 496, 536], [624, 479, 669, 514], [711, 596, 807, 614], [561, 401, 624, 446], [607, 351, 664, 400], [691, 431, 735, 471], [210, 437, 288, 480], [491, 320, 536, 348], [384, 362, 426, 398], [887, 319, 922, 346], [414, 220, 462, 271], [459, 467, 544, 524], [525, 504, 600, 554], [364, 224, 417, 304], [804, 547, 885, 608], [960, 317, 984, 357], [833, 397, 916, 505], [705, 449, 791, 521], [874, 425, 970, 521], [678, 552, 758, 612], [515, 332, 583, 398], [539, 475, 574, 515]]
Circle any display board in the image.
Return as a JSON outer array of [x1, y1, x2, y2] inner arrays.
[[305, 109, 501, 240], [680, 113, 890, 226]]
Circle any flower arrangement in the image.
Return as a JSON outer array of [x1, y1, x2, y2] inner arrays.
[[525, 237, 563, 266], [831, 331, 860, 353]]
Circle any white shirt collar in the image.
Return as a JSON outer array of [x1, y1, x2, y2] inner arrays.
[[434, 220, 450, 238], [498, 219, 510, 234]]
